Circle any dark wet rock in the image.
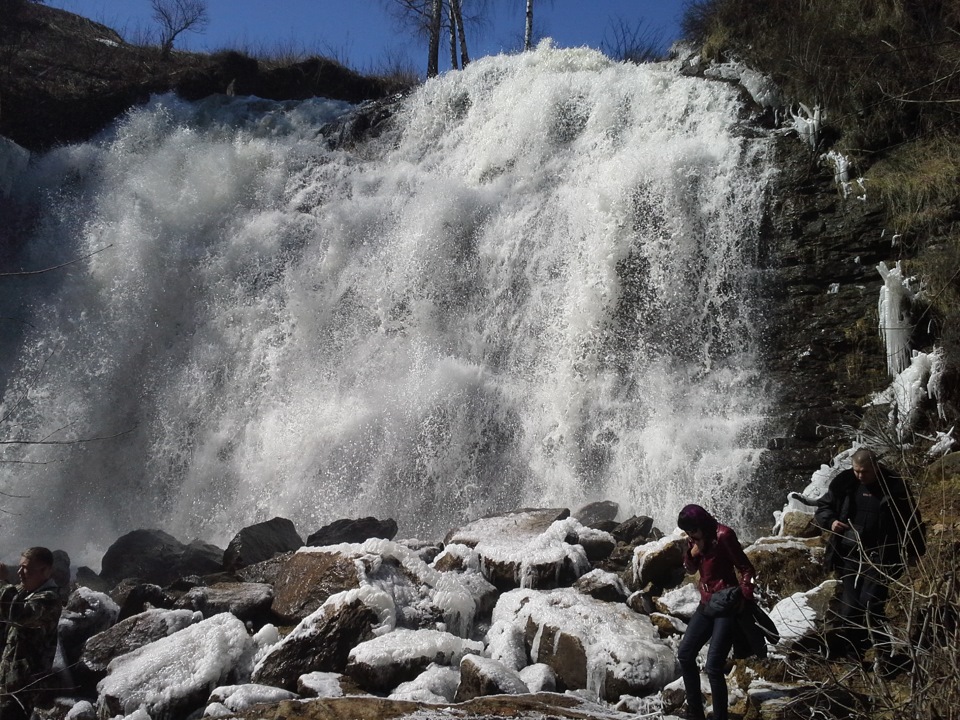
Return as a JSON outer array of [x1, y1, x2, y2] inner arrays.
[[306, 517, 398, 547], [223, 517, 303, 571], [252, 596, 382, 691], [455, 654, 529, 701], [173, 582, 274, 622]]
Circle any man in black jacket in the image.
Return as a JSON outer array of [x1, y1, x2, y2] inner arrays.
[[814, 449, 924, 659]]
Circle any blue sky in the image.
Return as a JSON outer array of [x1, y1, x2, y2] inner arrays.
[[45, 0, 684, 75]]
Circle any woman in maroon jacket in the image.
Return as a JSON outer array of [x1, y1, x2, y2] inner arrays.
[[676, 504, 756, 720]]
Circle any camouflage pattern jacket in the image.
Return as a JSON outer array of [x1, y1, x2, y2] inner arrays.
[[0, 578, 62, 696]]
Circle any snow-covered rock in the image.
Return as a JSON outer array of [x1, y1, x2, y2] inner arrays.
[[455, 653, 529, 701], [655, 583, 701, 620], [345, 628, 484, 694], [203, 683, 298, 717], [493, 588, 679, 701], [446, 510, 593, 590], [388, 663, 460, 703], [573, 569, 629, 602], [632, 531, 686, 589], [97, 613, 256, 720], [81, 608, 201, 676], [769, 580, 839, 646], [174, 582, 274, 621], [252, 585, 395, 690]]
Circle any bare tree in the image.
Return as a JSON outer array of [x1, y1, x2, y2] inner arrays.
[[150, 0, 209, 59], [382, 0, 485, 77], [601, 18, 666, 64], [524, 0, 534, 50], [522, 0, 553, 52], [427, 0, 442, 77]]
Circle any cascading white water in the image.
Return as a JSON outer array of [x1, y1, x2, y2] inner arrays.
[[0, 44, 775, 567]]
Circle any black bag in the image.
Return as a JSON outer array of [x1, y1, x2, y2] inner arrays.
[[702, 586, 742, 618]]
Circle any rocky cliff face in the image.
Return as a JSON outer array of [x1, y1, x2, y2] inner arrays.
[[756, 135, 926, 508]]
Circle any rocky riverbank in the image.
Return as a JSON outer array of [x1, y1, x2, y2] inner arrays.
[[32, 497, 910, 720]]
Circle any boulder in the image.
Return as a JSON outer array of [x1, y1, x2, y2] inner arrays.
[[519, 664, 556, 693], [111, 582, 172, 622], [252, 586, 393, 691], [769, 579, 839, 648], [268, 550, 364, 623], [493, 588, 679, 701], [778, 510, 821, 538], [444, 510, 592, 591], [81, 608, 200, 677], [297, 671, 363, 698], [572, 500, 619, 527], [455, 654, 529, 701], [57, 588, 121, 677], [173, 582, 274, 622], [52, 549, 72, 598], [74, 566, 111, 593], [745, 536, 827, 602], [631, 532, 686, 590], [306, 517, 398, 546], [345, 628, 484, 695], [204, 683, 299, 717], [99, 529, 191, 586], [179, 539, 226, 576], [223, 517, 303, 570], [572, 569, 629, 602], [485, 619, 528, 670], [389, 664, 460, 703], [654, 583, 701, 620], [97, 613, 255, 720], [611, 515, 656, 544]]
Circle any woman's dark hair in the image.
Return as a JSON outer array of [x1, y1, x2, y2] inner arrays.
[[677, 504, 718, 538]]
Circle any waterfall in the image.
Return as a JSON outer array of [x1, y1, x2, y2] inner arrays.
[[0, 44, 774, 567]]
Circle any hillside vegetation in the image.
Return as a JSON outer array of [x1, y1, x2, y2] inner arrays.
[[683, 0, 960, 417], [682, 2, 960, 718]]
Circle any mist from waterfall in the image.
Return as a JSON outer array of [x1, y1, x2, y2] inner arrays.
[[0, 44, 775, 568]]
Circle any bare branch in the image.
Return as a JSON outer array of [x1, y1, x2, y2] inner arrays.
[[0, 244, 113, 277]]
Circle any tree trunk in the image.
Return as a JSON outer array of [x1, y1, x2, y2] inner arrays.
[[452, 0, 469, 67], [524, 0, 534, 51], [449, 1, 458, 70], [427, 0, 443, 77]]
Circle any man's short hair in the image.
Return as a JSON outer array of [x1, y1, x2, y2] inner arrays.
[[851, 448, 878, 466], [21, 546, 54, 568]]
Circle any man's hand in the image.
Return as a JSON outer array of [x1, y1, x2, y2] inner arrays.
[[831, 520, 850, 533]]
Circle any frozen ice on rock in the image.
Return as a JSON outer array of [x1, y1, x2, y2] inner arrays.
[[97, 613, 256, 720], [388, 663, 460, 703], [632, 529, 686, 587], [456, 653, 529, 700], [431, 542, 481, 572], [447, 511, 592, 589], [492, 588, 678, 700], [297, 671, 346, 698], [770, 580, 838, 643], [346, 627, 484, 694], [300, 539, 478, 636], [519, 663, 557, 693], [656, 583, 701, 620], [203, 684, 298, 716], [485, 619, 528, 670], [348, 627, 484, 668], [64, 700, 96, 720], [870, 349, 939, 440]]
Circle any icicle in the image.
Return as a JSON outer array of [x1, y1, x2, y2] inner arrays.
[[877, 261, 914, 376]]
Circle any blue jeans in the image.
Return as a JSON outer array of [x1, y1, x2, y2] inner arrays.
[[677, 606, 738, 720]]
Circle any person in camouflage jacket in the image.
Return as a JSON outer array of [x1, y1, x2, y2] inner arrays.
[[0, 547, 63, 720]]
